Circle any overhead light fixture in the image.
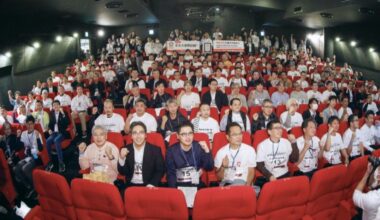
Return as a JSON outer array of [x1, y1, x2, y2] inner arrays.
[[149, 29, 154, 35], [335, 37, 341, 42], [33, 42, 40, 49], [85, 31, 89, 37], [215, 7, 220, 12], [369, 47, 375, 52], [350, 41, 357, 47], [97, 29, 105, 37], [73, 32, 79, 38], [56, 35, 62, 42], [260, 30, 265, 36], [307, 33, 312, 39], [5, 51, 12, 58]]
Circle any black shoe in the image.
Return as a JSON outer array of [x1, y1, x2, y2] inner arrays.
[[58, 162, 66, 173], [45, 162, 54, 172]]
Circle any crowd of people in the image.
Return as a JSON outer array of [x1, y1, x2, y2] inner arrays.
[[1, 27, 380, 219]]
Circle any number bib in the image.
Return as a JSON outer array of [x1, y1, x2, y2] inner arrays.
[[176, 166, 199, 184]]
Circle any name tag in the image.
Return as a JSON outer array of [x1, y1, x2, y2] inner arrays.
[[176, 166, 199, 184]]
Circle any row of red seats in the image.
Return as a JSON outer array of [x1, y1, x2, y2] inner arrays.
[[24, 159, 369, 220]]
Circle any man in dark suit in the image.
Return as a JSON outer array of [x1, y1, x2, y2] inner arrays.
[[46, 100, 69, 172], [118, 121, 165, 187], [124, 85, 149, 110], [42, 78, 58, 94], [88, 75, 106, 112], [201, 78, 229, 112], [147, 70, 167, 91], [190, 68, 208, 92]]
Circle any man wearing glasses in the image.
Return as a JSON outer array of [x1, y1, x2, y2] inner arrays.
[[118, 121, 165, 188], [251, 99, 278, 134], [256, 119, 299, 186], [215, 122, 256, 186], [166, 121, 214, 188]]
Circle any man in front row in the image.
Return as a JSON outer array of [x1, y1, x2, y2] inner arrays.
[[166, 122, 214, 188], [118, 121, 165, 188], [215, 122, 256, 186], [256, 119, 299, 186]]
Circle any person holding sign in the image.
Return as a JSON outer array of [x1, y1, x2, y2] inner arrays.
[[118, 121, 165, 188], [215, 122, 256, 186], [166, 121, 214, 188], [256, 119, 299, 186]]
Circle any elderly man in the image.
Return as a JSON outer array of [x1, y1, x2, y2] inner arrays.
[[71, 86, 93, 138], [251, 99, 278, 134], [280, 98, 304, 131], [125, 99, 157, 134], [78, 125, 120, 183]]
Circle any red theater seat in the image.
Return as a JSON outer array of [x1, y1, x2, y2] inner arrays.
[[71, 179, 125, 220], [257, 176, 309, 220], [33, 169, 76, 220], [291, 126, 303, 138], [0, 149, 17, 205], [24, 206, 42, 220], [306, 165, 350, 220], [107, 132, 124, 149], [125, 187, 188, 220], [193, 186, 256, 220], [252, 129, 288, 149]]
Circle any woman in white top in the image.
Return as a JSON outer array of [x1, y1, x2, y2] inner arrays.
[[177, 80, 200, 112], [41, 90, 53, 109], [280, 98, 304, 131], [320, 116, 349, 166], [343, 114, 364, 161], [191, 103, 220, 143], [213, 68, 229, 89]]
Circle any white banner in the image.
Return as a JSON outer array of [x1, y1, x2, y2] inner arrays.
[[212, 40, 245, 52], [166, 40, 200, 54]]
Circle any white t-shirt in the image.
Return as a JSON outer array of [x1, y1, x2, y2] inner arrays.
[[62, 83, 73, 92], [20, 130, 43, 157], [71, 95, 93, 112], [0, 115, 13, 125], [320, 133, 345, 165], [54, 94, 72, 107], [353, 189, 380, 220], [257, 138, 292, 177], [307, 90, 322, 102], [131, 145, 145, 184], [228, 78, 247, 87], [287, 70, 300, 78], [170, 80, 184, 90], [214, 143, 256, 182], [296, 136, 320, 173], [164, 68, 176, 78], [94, 113, 125, 132], [360, 124, 377, 151], [191, 117, 220, 142], [220, 112, 251, 132], [102, 70, 116, 83], [130, 112, 157, 133], [338, 107, 353, 119], [343, 128, 363, 157], [214, 77, 229, 88], [180, 92, 200, 111], [322, 90, 336, 102], [280, 111, 303, 130]]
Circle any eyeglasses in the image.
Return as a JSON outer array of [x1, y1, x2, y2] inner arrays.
[[229, 132, 242, 137], [272, 126, 283, 130], [263, 106, 273, 109], [179, 132, 194, 137], [132, 131, 146, 136]]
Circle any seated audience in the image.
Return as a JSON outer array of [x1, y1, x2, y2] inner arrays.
[[280, 98, 304, 131], [220, 98, 251, 132], [191, 103, 220, 143], [125, 99, 157, 134], [94, 99, 125, 133]]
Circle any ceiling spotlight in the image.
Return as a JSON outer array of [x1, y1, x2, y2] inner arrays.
[[260, 30, 265, 36], [369, 47, 375, 52], [149, 29, 154, 35], [33, 42, 40, 49], [5, 51, 12, 58], [307, 33, 312, 39], [97, 29, 105, 37], [85, 31, 89, 37], [335, 37, 340, 42], [73, 32, 79, 38], [215, 7, 220, 12], [350, 41, 357, 46], [56, 35, 62, 42]]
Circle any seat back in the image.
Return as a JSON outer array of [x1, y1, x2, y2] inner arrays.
[[306, 165, 348, 220], [33, 169, 76, 220], [212, 131, 252, 157], [193, 186, 256, 220], [107, 132, 125, 149], [71, 179, 125, 220], [0, 149, 17, 205], [125, 187, 188, 220], [290, 126, 303, 138], [257, 176, 309, 220], [345, 156, 368, 201]]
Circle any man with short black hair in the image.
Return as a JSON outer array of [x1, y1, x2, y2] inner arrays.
[[118, 121, 165, 187], [220, 98, 251, 132], [251, 99, 278, 134], [125, 99, 157, 134], [344, 114, 365, 161], [201, 78, 229, 111], [166, 122, 214, 188], [215, 122, 256, 186]]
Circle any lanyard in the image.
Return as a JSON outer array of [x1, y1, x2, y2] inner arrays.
[[229, 145, 241, 167], [180, 144, 197, 170], [27, 131, 35, 149], [271, 140, 280, 160], [306, 139, 314, 157]]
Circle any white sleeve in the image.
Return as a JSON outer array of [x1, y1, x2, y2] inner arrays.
[[71, 97, 78, 111], [256, 144, 265, 162], [320, 134, 327, 147], [195, 94, 200, 105], [337, 134, 345, 150], [247, 148, 257, 167], [119, 118, 126, 132], [342, 131, 350, 149], [353, 190, 380, 212], [246, 115, 251, 132], [214, 149, 224, 168]]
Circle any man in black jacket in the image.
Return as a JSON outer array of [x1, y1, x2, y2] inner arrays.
[[201, 79, 229, 112], [146, 70, 167, 91], [46, 100, 69, 172], [190, 68, 208, 92], [118, 121, 165, 187], [251, 99, 278, 134], [88, 75, 106, 112], [0, 122, 23, 166], [150, 81, 172, 108]]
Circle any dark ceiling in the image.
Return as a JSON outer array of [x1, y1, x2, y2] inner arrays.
[[1, 0, 380, 33]]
